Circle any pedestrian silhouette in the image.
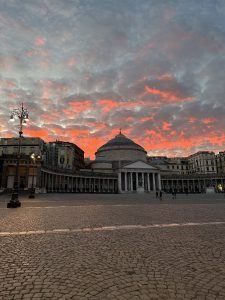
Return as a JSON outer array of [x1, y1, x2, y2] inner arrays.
[[174, 188, 177, 199], [159, 190, 162, 201]]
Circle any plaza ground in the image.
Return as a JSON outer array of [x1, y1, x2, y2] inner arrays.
[[0, 193, 225, 299]]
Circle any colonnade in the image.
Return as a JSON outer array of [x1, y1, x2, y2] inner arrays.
[[118, 171, 161, 192], [40, 170, 118, 193], [161, 177, 225, 193]]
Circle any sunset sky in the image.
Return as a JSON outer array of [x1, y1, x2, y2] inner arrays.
[[1, 0, 225, 159]]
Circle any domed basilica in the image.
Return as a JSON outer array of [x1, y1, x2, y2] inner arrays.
[[91, 131, 161, 193]]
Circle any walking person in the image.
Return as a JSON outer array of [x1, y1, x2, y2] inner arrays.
[[156, 190, 158, 199], [172, 190, 174, 199], [174, 188, 177, 199], [159, 190, 162, 201]]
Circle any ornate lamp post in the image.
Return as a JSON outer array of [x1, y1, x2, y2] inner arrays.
[[7, 103, 29, 208], [29, 153, 41, 199]]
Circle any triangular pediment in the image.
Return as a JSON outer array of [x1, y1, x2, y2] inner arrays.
[[122, 160, 158, 170]]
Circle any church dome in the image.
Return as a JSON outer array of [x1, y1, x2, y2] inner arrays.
[[98, 132, 145, 151], [95, 131, 147, 162]]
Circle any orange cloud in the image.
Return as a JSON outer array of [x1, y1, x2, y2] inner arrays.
[[62, 100, 93, 117], [202, 118, 216, 125], [98, 99, 120, 113], [34, 36, 46, 47], [144, 85, 192, 102], [188, 117, 197, 123], [67, 57, 76, 67], [162, 122, 171, 130], [25, 128, 50, 140]]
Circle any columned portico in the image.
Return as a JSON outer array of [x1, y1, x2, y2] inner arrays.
[[117, 161, 160, 193]]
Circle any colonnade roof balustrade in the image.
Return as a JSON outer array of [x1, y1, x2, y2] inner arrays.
[[41, 166, 117, 178], [161, 173, 225, 179]]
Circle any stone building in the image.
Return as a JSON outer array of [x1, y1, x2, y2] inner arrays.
[[44, 141, 84, 171], [91, 131, 161, 193], [0, 137, 44, 189], [148, 156, 189, 175], [188, 151, 217, 174], [216, 151, 225, 174]]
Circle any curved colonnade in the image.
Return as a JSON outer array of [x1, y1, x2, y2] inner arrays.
[[161, 175, 225, 193], [40, 168, 118, 193]]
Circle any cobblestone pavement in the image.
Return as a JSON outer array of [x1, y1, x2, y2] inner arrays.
[[0, 193, 225, 299]]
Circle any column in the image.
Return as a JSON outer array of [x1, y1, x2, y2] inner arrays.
[[84, 178, 86, 192], [93, 178, 96, 192], [130, 173, 133, 192], [152, 173, 156, 191], [142, 173, 144, 189], [158, 174, 162, 190], [98, 178, 101, 192], [50, 174, 53, 191], [147, 173, 150, 192], [118, 173, 122, 193], [181, 179, 183, 193], [124, 172, 127, 192], [136, 172, 138, 190], [107, 179, 110, 192]]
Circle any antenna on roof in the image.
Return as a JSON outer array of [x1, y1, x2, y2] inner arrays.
[[119, 128, 122, 134]]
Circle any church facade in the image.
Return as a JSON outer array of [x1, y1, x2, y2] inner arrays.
[[90, 131, 161, 193]]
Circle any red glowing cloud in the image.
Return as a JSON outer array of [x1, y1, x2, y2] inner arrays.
[[34, 36, 46, 47], [67, 57, 76, 67], [144, 85, 192, 103], [98, 99, 120, 113], [64, 100, 93, 116]]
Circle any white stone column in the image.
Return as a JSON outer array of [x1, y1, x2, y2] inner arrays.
[[152, 173, 156, 191], [51, 174, 54, 192], [198, 179, 201, 192], [89, 178, 91, 192], [98, 178, 101, 192], [124, 172, 127, 191], [75, 177, 77, 192], [147, 173, 150, 192], [130, 173, 133, 192], [71, 177, 73, 192], [136, 173, 138, 190], [118, 173, 122, 193], [158, 173, 162, 190], [142, 173, 144, 189], [107, 179, 110, 192]]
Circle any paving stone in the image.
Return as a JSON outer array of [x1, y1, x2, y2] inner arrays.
[[0, 194, 225, 299]]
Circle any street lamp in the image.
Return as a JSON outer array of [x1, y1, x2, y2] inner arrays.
[[29, 153, 41, 198], [7, 103, 29, 208]]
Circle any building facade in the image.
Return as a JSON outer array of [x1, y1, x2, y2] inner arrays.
[[0, 137, 44, 189], [91, 132, 161, 193], [188, 151, 217, 174], [44, 141, 85, 171], [148, 156, 189, 175], [216, 151, 225, 174]]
